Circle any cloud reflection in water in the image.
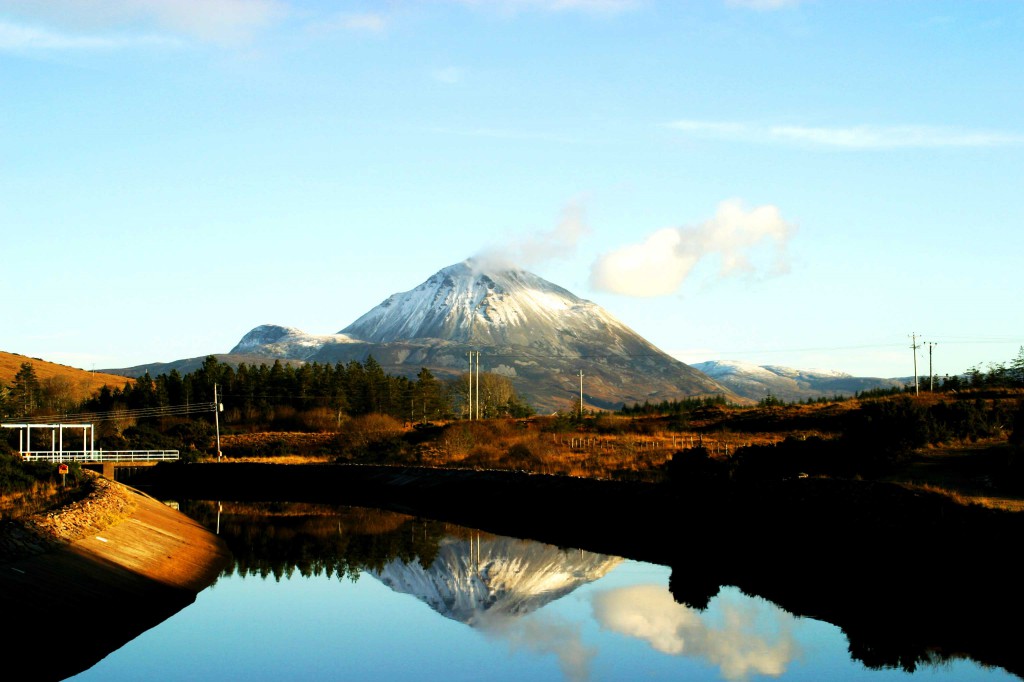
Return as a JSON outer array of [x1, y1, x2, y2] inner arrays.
[[592, 584, 801, 681], [476, 610, 596, 682]]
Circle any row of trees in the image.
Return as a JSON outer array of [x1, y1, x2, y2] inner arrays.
[[77, 356, 532, 432], [670, 396, 1024, 484], [618, 396, 729, 417]]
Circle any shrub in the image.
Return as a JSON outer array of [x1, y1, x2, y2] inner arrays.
[[300, 407, 339, 432], [336, 414, 407, 462], [505, 442, 541, 469], [666, 447, 729, 488]]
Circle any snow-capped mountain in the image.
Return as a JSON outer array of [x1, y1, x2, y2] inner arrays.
[[341, 260, 657, 357], [692, 360, 904, 402], [222, 259, 731, 412], [370, 534, 621, 626], [232, 324, 359, 359]]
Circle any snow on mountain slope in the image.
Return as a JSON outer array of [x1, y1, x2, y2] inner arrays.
[[693, 360, 903, 402], [231, 324, 358, 359], [370, 534, 621, 626], [340, 259, 658, 357]]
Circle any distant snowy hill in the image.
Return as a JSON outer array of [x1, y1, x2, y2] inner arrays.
[[231, 324, 358, 360], [213, 259, 732, 412], [692, 360, 904, 402]]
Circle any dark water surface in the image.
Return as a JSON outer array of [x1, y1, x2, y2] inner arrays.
[[66, 500, 1017, 682]]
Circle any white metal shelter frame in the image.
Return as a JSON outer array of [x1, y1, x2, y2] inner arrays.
[[1, 423, 179, 463]]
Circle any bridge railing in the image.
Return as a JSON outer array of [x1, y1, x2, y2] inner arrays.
[[20, 450, 180, 463]]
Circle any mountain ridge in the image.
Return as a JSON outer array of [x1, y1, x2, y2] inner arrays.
[[693, 359, 905, 402]]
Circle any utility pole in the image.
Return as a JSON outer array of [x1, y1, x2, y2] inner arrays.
[[578, 370, 584, 419], [909, 333, 920, 396], [214, 383, 222, 461], [925, 341, 938, 391], [467, 351, 474, 420], [466, 351, 481, 420]]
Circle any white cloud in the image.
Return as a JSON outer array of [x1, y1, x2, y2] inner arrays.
[[313, 12, 388, 34], [725, 0, 804, 9], [769, 124, 1024, 149], [669, 119, 1024, 150], [592, 585, 800, 682], [590, 199, 795, 297], [476, 199, 590, 271], [450, 0, 640, 15], [431, 66, 465, 84], [0, 0, 286, 45], [0, 20, 177, 50]]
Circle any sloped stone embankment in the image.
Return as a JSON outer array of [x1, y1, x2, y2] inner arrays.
[[0, 470, 231, 681]]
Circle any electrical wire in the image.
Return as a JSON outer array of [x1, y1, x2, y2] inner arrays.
[[17, 402, 217, 424]]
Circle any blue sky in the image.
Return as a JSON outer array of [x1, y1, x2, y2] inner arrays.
[[2, 0, 1021, 379]]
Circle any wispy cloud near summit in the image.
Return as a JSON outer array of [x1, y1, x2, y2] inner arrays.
[[475, 200, 591, 272]]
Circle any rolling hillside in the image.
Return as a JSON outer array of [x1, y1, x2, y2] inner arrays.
[[0, 351, 131, 405]]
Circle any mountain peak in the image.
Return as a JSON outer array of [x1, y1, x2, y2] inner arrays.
[[339, 260, 613, 351]]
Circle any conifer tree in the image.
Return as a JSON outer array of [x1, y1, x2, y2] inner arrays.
[[11, 362, 41, 416]]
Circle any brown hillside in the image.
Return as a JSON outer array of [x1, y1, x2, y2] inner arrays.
[[0, 350, 132, 403]]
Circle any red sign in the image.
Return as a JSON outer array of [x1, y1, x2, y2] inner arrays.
[[58, 464, 69, 474]]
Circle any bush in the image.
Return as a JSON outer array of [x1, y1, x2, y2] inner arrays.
[[300, 407, 339, 432], [1011, 401, 1024, 448], [336, 414, 408, 462], [0, 454, 81, 495], [505, 442, 542, 468], [666, 447, 729, 488], [731, 436, 842, 481]]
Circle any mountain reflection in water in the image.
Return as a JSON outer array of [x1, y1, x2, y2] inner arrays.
[[367, 532, 801, 682], [59, 499, 1018, 681], [371, 535, 622, 623]]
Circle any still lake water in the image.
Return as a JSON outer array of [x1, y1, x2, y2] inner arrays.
[[68, 501, 1018, 682]]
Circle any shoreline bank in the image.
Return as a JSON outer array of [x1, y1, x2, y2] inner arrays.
[[0, 472, 231, 681]]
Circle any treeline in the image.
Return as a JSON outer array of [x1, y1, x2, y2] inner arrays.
[[180, 502, 449, 582], [848, 347, 1024, 402], [80, 356, 532, 431], [619, 395, 730, 417], [670, 396, 1024, 484]]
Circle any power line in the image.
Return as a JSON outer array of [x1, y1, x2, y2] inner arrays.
[[18, 402, 218, 424]]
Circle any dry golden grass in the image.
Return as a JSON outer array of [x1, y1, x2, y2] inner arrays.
[[0, 350, 131, 403], [899, 482, 1024, 512], [218, 454, 334, 464], [415, 419, 794, 481], [216, 412, 816, 480]]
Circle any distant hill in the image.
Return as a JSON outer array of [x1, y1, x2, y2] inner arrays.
[[0, 351, 131, 405], [692, 360, 905, 403]]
